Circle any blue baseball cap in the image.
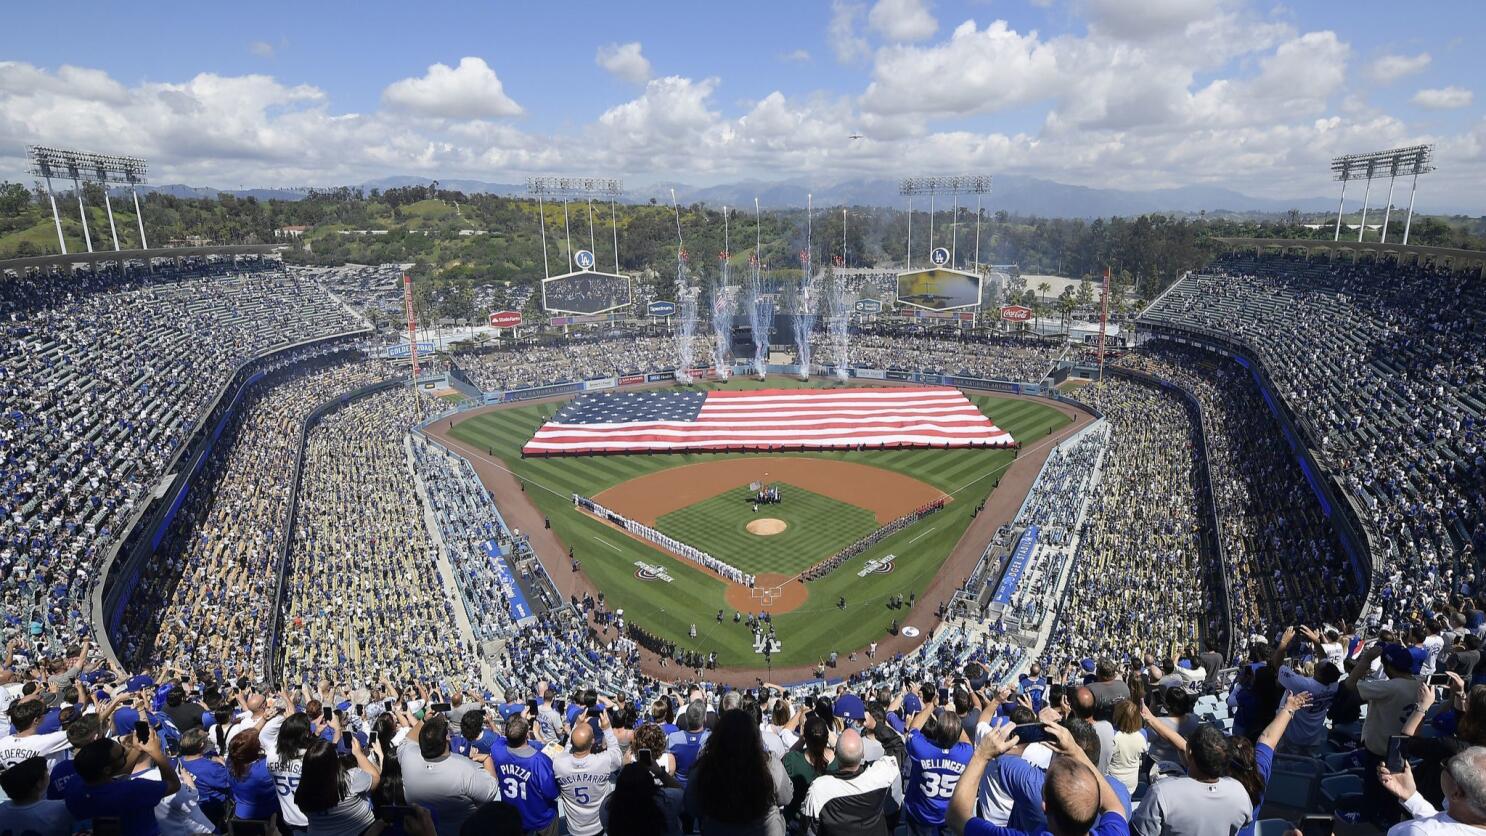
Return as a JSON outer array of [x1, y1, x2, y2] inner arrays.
[[1379, 643, 1414, 673], [833, 694, 866, 722], [125, 674, 156, 692]]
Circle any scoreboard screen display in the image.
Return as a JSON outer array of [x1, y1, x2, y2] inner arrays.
[[542, 271, 632, 315], [895, 268, 982, 311]]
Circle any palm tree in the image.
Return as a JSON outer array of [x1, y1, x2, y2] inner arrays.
[[1037, 281, 1050, 307]]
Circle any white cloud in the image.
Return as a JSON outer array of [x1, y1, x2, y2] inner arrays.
[[1412, 86, 1473, 110], [780, 49, 812, 63], [868, 0, 938, 42], [1367, 52, 1430, 84], [861, 20, 1060, 116], [381, 57, 523, 119], [829, 1, 871, 64], [248, 41, 275, 59], [595, 42, 652, 85]]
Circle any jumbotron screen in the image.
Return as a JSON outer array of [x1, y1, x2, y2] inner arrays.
[[896, 268, 982, 311], [542, 271, 632, 315]]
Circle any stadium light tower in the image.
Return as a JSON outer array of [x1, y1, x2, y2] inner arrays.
[[898, 175, 992, 270], [28, 146, 150, 255], [1330, 145, 1433, 245], [527, 177, 624, 277]]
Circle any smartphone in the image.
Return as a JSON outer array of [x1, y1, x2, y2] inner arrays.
[[431, 702, 452, 714], [527, 698, 539, 714], [1012, 723, 1050, 744], [355, 704, 365, 716], [1386, 734, 1406, 773], [553, 699, 566, 714], [1428, 673, 1452, 686], [384, 700, 393, 712], [134, 721, 150, 742], [938, 687, 950, 704], [636, 748, 653, 768], [322, 707, 334, 722], [1299, 814, 1333, 836], [587, 706, 602, 717], [368, 731, 379, 748]]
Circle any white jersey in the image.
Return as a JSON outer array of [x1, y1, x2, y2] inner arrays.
[[260, 715, 308, 827], [551, 731, 623, 836], [0, 731, 71, 773]]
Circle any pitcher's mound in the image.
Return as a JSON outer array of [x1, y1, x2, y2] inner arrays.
[[747, 518, 788, 536]]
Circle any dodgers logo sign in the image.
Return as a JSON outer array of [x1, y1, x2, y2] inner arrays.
[[930, 247, 950, 266], [574, 249, 596, 270]]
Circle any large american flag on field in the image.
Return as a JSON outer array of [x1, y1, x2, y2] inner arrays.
[[521, 386, 1014, 455]]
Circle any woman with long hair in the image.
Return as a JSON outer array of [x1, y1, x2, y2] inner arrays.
[[227, 731, 280, 827], [683, 708, 792, 835], [265, 711, 319, 831], [293, 736, 381, 836], [602, 762, 683, 836], [781, 715, 836, 823]]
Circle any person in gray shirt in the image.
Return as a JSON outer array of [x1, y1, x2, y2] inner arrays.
[[1130, 726, 1253, 836], [397, 714, 503, 836], [553, 714, 623, 836]]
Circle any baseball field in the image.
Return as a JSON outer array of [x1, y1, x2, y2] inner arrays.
[[445, 377, 1070, 668]]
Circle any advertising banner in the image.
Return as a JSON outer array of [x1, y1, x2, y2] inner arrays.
[[648, 300, 677, 317], [1000, 305, 1033, 323], [991, 525, 1039, 606], [584, 376, 618, 391], [853, 368, 887, 380], [385, 342, 434, 359], [480, 540, 535, 626], [488, 310, 523, 328], [646, 371, 677, 383]]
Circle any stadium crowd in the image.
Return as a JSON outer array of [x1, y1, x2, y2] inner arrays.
[[822, 329, 1063, 383], [0, 262, 364, 663], [453, 335, 718, 392], [1140, 255, 1486, 628], [118, 355, 398, 674]]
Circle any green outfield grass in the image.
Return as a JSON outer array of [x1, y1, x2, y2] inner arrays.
[[447, 377, 1071, 668], [654, 484, 878, 576]]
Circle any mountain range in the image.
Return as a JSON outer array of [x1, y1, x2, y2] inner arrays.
[[141, 174, 1348, 218]]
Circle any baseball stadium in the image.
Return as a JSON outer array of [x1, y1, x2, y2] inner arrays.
[[4, 5, 1486, 833]]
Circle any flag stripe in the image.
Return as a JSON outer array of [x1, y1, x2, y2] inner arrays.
[[522, 386, 1015, 455]]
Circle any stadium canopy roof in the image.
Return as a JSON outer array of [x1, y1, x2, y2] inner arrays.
[[1216, 237, 1486, 276], [0, 244, 279, 274]]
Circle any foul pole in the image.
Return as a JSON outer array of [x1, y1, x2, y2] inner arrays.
[[1097, 267, 1111, 383], [402, 273, 422, 413]]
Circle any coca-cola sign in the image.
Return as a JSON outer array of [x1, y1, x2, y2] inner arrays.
[[1000, 305, 1033, 322]]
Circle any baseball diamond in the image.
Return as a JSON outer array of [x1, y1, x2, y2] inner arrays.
[[445, 377, 1072, 667]]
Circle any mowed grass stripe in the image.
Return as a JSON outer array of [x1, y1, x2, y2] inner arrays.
[[656, 485, 877, 576]]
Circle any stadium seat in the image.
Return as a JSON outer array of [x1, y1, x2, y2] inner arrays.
[[1253, 819, 1295, 836], [1318, 774, 1363, 813]]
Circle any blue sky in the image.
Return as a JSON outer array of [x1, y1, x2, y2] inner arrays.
[[1, 0, 1481, 209]]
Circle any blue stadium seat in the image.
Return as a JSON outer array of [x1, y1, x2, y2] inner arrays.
[[1318, 774, 1362, 813]]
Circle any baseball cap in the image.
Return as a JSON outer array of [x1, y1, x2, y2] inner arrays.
[[112, 706, 141, 737], [833, 694, 866, 722], [125, 674, 156, 692], [1379, 643, 1414, 673]]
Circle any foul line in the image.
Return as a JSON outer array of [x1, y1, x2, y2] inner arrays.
[[907, 526, 937, 544], [593, 537, 623, 552], [947, 421, 1080, 497]]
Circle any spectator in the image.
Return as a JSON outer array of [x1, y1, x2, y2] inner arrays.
[[294, 736, 381, 836], [684, 708, 792, 835], [400, 713, 503, 836], [1129, 725, 1252, 836], [64, 728, 181, 836], [1346, 642, 1422, 823], [1105, 701, 1146, 793], [601, 762, 684, 836], [0, 756, 74, 836], [948, 721, 1127, 836], [798, 729, 899, 835], [1379, 748, 1486, 835], [783, 715, 837, 822], [177, 727, 232, 827], [553, 713, 623, 836], [488, 714, 559, 835], [226, 730, 280, 826], [905, 700, 974, 836]]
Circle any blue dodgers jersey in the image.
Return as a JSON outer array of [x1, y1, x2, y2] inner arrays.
[[903, 730, 974, 826], [489, 745, 559, 830]]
